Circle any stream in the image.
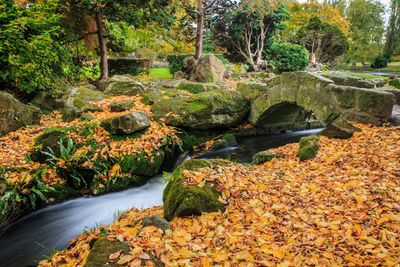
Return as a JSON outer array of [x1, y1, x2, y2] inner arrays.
[[0, 128, 321, 267]]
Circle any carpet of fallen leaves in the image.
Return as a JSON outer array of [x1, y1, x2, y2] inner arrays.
[[0, 96, 178, 187], [40, 124, 400, 266]]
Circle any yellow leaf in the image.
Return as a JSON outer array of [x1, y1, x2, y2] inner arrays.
[[272, 248, 284, 259], [235, 251, 254, 261], [117, 255, 134, 265], [109, 250, 122, 260]]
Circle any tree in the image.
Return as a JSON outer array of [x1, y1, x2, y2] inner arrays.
[[0, 0, 76, 97], [384, 0, 400, 56], [345, 0, 385, 66], [283, 2, 350, 41], [181, 0, 236, 60], [294, 17, 349, 66], [63, 0, 175, 81], [213, 0, 290, 71]]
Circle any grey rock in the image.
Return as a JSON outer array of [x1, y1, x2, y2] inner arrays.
[[109, 100, 135, 112], [0, 91, 42, 136], [101, 111, 150, 135]]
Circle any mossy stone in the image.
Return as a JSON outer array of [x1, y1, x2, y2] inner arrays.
[[151, 89, 249, 130], [213, 134, 237, 149], [297, 145, 318, 161], [163, 159, 229, 221], [389, 78, 400, 89], [299, 135, 319, 148], [251, 152, 285, 165], [85, 236, 131, 267]]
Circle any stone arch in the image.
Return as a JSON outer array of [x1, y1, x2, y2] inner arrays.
[[238, 72, 395, 138]]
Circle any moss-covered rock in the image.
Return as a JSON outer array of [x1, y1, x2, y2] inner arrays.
[[101, 112, 150, 135], [151, 89, 249, 130], [135, 215, 171, 233], [237, 72, 395, 139], [299, 135, 319, 148], [140, 89, 163, 105], [85, 236, 131, 267], [297, 135, 320, 161], [379, 87, 400, 105], [101, 75, 144, 96], [109, 100, 135, 112], [297, 145, 318, 161], [176, 81, 220, 94], [163, 159, 229, 221], [90, 175, 142, 195], [213, 134, 237, 149], [251, 151, 285, 165], [323, 72, 376, 88], [389, 78, 400, 89], [60, 85, 104, 122], [0, 91, 42, 136], [119, 149, 166, 177]]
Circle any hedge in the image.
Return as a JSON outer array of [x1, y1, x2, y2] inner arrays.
[[167, 54, 228, 75], [268, 43, 308, 73], [108, 58, 152, 76]]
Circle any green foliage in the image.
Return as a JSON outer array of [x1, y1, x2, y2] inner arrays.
[[0, 0, 78, 96], [149, 68, 173, 78], [384, 0, 400, 56], [268, 43, 308, 73], [0, 166, 55, 227], [370, 55, 390, 69], [212, 2, 290, 69], [294, 17, 349, 65], [345, 0, 385, 65], [108, 58, 152, 76], [167, 54, 194, 75], [389, 79, 400, 89]]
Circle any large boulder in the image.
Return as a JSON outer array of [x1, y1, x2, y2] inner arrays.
[[238, 72, 395, 138], [379, 87, 400, 105], [151, 89, 249, 130], [187, 55, 225, 83], [322, 72, 376, 88], [101, 75, 145, 96], [101, 112, 150, 135], [61, 85, 104, 122], [163, 159, 228, 221], [0, 91, 42, 136]]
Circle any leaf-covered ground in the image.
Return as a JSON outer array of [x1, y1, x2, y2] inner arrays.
[[40, 124, 400, 266], [0, 95, 178, 189]]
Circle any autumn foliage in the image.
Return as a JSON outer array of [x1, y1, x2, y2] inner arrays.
[[39, 124, 400, 266]]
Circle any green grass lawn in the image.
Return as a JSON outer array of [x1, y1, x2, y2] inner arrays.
[[148, 68, 173, 78], [342, 71, 388, 79]]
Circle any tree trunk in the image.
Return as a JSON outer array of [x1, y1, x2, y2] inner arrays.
[[95, 11, 108, 81], [361, 61, 367, 68], [195, 0, 205, 60]]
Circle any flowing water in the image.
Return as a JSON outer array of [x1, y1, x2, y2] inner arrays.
[[0, 129, 321, 267]]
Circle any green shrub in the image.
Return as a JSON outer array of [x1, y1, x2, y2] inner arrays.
[[370, 55, 389, 69], [108, 58, 152, 76], [0, 1, 79, 96], [389, 79, 400, 89], [167, 54, 194, 75], [268, 43, 308, 73]]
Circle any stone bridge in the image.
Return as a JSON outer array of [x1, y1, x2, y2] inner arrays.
[[237, 72, 395, 138]]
